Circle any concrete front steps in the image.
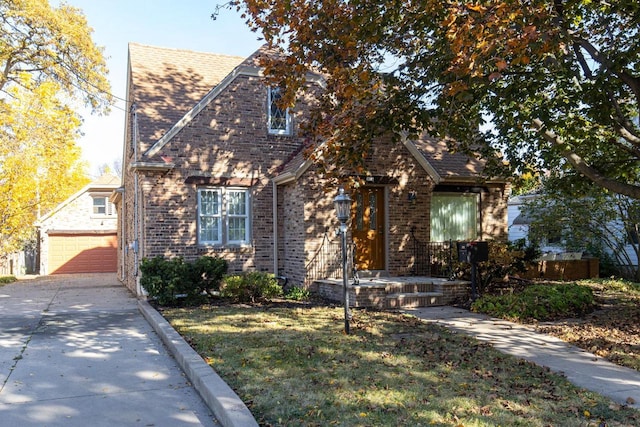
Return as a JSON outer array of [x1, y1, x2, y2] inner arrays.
[[314, 274, 470, 309]]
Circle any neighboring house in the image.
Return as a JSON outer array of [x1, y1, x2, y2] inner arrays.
[[508, 194, 638, 279], [37, 174, 120, 275], [114, 43, 509, 298], [508, 194, 564, 254]]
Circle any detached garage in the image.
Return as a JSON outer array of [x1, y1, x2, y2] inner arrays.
[[37, 175, 120, 275], [47, 232, 117, 274]]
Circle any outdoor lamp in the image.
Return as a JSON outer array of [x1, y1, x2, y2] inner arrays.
[[333, 186, 352, 334], [333, 187, 351, 226]]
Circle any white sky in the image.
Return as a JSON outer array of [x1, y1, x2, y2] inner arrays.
[[63, 1, 264, 176]]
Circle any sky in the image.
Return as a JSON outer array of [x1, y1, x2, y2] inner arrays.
[[63, 1, 264, 176]]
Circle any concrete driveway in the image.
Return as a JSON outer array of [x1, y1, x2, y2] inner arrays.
[[0, 273, 219, 427]]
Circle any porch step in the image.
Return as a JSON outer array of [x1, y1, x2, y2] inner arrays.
[[315, 277, 466, 309], [385, 292, 444, 309], [384, 282, 435, 294], [357, 270, 389, 279]]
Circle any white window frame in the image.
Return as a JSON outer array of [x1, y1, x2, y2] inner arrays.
[[198, 188, 222, 245], [197, 187, 251, 246], [267, 86, 292, 135], [91, 195, 115, 217]]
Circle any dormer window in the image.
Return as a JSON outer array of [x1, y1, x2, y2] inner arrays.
[[267, 87, 291, 135]]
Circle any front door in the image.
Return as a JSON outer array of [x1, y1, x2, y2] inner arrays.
[[352, 187, 385, 270]]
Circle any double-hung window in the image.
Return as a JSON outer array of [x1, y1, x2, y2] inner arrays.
[[92, 195, 114, 216], [267, 86, 291, 135], [430, 193, 479, 241], [198, 188, 250, 245]]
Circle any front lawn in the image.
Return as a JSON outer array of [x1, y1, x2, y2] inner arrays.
[[162, 303, 639, 426]]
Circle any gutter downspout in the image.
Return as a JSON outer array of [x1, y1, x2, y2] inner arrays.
[[131, 103, 142, 296], [272, 180, 278, 275]]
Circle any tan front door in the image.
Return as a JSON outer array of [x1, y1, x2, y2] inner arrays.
[[352, 187, 385, 270]]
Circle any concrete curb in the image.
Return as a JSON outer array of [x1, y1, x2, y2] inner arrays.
[[138, 300, 259, 427]]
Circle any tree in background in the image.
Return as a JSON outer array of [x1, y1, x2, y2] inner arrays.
[[229, 0, 640, 197], [0, 0, 111, 256], [0, 76, 90, 255], [524, 175, 640, 281], [0, 0, 111, 111]]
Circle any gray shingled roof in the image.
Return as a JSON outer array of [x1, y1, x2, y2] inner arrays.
[[128, 43, 245, 156]]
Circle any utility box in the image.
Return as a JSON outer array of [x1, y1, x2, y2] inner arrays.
[[457, 241, 489, 263]]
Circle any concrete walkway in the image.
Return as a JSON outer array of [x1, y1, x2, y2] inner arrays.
[[0, 274, 219, 427], [404, 305, 640, 409]]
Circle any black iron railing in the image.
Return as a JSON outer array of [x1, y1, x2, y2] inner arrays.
[[411, 229, 455, 278], [305, 231, 356, 286]]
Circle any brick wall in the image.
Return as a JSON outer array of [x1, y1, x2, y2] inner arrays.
[[121, 74, 317, 293]]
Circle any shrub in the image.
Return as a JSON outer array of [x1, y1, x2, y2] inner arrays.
[[0, 276, 17, 285], [187, 255, 228, 297], [140, 256, 228, 306], [285, 286, 310, 301], [452, 239, 540, 295], [221, 271, 283, 303], [471, 283, 595, 322]]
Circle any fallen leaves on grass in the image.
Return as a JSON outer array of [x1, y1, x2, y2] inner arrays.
[[164, 304, 639, 427]]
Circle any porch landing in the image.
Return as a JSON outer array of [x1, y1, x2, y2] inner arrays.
[[314, 276, 470, 309]]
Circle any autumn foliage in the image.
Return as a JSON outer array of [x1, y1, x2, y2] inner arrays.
[[228, 0, 640, 198], [0, 0, 111, 256]]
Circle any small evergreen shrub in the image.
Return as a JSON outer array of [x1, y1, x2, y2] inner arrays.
[[140, 255, 227, 306], [471, 283, 595, 322], [0, 276, 17, 285], [221, 271, 283, 303]]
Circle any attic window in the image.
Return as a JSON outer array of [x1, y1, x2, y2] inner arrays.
[[92, 196, 115, 216], [267, 87, 291, 135]]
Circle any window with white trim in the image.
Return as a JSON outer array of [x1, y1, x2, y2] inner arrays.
[[430, 193, 479, 241], [198, 188, 250, 245], [92, 196, 115, 216], [267, 86, 291, 135]]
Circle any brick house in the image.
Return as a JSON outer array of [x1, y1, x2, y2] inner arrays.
[[114, 43, 510, 303], [37, 174, 119, 275]]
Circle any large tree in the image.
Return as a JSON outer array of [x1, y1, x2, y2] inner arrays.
[[0, 0, 111, 111], [0, 76, 90, 255], [230, 0, 640, 197], [0, 0, 111, 255]]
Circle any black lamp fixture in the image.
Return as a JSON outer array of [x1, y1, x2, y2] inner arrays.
[[333, 186, 352, 334]]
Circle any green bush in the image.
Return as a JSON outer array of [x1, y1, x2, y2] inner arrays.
[[221, 271, 283, 303], [285, 286, 310, 301], [471, 283, 595, 322], [140, 255, 227, 306], [0, 276, 17, 285]]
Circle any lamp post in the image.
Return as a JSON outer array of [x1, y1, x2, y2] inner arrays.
[[333, 187, 352, 334]]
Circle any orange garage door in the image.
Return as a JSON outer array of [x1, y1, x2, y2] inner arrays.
[[48, 233, 117, 274]]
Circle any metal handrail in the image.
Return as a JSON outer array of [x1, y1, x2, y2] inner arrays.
[[305, 231, 355, 285]]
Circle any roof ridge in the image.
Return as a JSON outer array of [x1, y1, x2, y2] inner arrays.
[[127, 42, 246, 60]]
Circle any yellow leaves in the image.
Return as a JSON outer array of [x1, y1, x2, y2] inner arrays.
[[466, 4, 485, 13], [0, 75, 88, 255], [0, 0, 111, 112]]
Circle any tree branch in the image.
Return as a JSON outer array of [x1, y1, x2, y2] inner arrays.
[[531, 118, 640, 199]]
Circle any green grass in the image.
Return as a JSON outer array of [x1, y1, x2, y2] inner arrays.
[[162, 305, 639, 426], [0, 276, 17, 285]]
